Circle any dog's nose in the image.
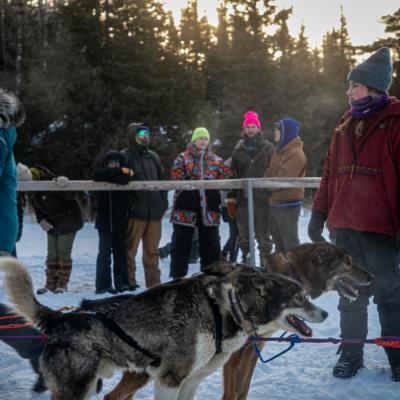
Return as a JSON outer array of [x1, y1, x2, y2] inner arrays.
[[368, 274, 375, 281], [321, 310, 329, 320]]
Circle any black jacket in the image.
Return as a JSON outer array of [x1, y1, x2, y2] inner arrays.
[[122, 123, 168, 221], [92, 167, 133, 233], [31, 166, 84, 236]]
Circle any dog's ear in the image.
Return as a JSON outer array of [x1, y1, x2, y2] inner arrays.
[[250, 276, 276, 296], [309, 247, 326, 264]]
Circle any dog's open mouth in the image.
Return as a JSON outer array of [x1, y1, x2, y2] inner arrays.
[[337, 279, 359, 300], [286, 316, 313, 337]]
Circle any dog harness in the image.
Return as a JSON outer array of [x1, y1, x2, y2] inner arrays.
[[229, 288, 256, 336], [285, 258, 302, 286], [81, 310, 161, 367]]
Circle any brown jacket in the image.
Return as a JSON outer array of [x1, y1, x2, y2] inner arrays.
[[264, 136, 307, 206]]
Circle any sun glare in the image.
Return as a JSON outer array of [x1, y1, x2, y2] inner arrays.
[[157, 0, 399, 48]]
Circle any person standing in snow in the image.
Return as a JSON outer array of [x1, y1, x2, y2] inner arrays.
[[226, 111, 275, 263], [308, 47, 400, 381], [0, 89, 25, 257], [169, 127, 232, 279], [122, 123, 168, 289], [26, 165, 84, 294], [92, 151, 134, 295], [264, 119, 307, 253]]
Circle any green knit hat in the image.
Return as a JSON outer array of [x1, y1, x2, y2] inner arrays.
[[347, 47, 393, 93], [29, 168, 40, 181], [191, 127, 210, 142]]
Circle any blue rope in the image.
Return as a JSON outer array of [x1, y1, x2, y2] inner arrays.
[[253, 334, 301, 364]]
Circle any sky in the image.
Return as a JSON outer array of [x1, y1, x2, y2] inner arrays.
[[159, 0, 399, 48]]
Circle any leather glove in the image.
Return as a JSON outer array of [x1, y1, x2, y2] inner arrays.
[[308, 210, 327, 243], [39, 220, 54, 232], [225, 199, 236, 219], [56, 176, 68, 187], [122, 168, 134, 177]]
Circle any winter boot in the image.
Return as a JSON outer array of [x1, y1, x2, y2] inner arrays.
[[53, 259, 72, 294], [388, 355, 400, 382], [37, 259, 58, 295], [333, 346, 364, 378], [114, 275, 130, 293]]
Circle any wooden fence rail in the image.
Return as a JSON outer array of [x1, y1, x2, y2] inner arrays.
[[16, 177, 322, 191]]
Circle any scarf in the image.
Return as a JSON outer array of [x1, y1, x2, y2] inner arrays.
[[244, 135, 261, 149], [350, 93, 390, 119]]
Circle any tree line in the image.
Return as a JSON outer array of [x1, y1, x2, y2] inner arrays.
[[1, 0, 399, 206]]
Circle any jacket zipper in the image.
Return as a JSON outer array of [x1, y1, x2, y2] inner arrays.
[[109, 191, 113, 233], [200, 150, 207, 226], [140, 154, 151, 220]]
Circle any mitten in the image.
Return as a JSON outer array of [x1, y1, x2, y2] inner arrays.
[[308, 210, 327, 243], [39, 220, 54, 232]]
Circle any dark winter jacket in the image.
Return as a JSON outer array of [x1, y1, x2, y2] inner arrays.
[[312, 98, 400, 237], [122, 123, 168, 221], [31, 166, 84, 236], [230, 137, 275, 205], [92, 160, 133, 233], [170, 143, 232, 227], [264, 136, 307, 206]]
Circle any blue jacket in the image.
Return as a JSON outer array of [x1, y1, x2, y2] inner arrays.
[[0, 90, 25, 254]]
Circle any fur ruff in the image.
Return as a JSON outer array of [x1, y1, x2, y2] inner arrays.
[[0, 88, 25, 129]]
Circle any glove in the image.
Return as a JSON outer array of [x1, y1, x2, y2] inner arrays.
[[308, 210, 327, 243], [39, 220, 54, 232], [225, 198, 236, 219], [122, 168, 134, 177], [56, 176, 68, 187]]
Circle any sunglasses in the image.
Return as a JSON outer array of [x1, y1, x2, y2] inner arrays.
[[109, 160, 121, 166], [137, 130, 150, 137]]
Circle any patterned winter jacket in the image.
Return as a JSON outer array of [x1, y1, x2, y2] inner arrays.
[[170, 143, 232, 227]]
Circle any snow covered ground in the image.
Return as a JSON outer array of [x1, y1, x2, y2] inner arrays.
[[1, 208, 399, 399]]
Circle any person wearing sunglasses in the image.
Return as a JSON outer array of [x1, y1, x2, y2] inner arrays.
[[92, 151, 134, 294], [122, 123, 168, 289]]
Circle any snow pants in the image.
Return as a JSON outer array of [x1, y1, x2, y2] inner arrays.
[[236, 200, 273, 260], [336, 228, 400, 359], [96, 230, 129, 291], [269, 206, 301, 253], [170, 223, 220, 279], [126, 218, 161, 288]]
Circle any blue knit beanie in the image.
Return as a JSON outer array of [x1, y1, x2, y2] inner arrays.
[[347, 47, 393, 93]]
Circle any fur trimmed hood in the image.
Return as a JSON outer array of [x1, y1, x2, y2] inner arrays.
[[0, 89, 25, 130]]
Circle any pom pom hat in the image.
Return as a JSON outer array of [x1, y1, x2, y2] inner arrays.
[[16, 163, 33, 181], [243, 111, 261, 130], [347, 47, 393, 93], [191, 127, 210, 142]]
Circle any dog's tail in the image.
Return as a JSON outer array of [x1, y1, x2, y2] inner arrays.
[[0, 257, 53, 330]]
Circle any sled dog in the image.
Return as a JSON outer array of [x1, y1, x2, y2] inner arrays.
[[101, 242, 374, 400], [0, 257, 327, 400]]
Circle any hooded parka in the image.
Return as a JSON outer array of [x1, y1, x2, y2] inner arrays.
[[122, 123, 168, 221], [312, 98, 400, 237]]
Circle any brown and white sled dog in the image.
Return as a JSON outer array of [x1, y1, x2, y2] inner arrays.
[[0, 257, 328, 400], [101, 242, 375, 400]]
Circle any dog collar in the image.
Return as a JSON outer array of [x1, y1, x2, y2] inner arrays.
[[229, 288, 255, 336]]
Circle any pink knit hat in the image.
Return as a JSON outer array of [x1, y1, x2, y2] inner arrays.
[[243, 111, 261, 130]]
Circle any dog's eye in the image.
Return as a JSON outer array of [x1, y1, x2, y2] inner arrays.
[[295, 294, 303, 302], [345, 259, 351, 266]]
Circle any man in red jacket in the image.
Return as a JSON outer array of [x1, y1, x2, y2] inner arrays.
[[308, 47, 400, 381]]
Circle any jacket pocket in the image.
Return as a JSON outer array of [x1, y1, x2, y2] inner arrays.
[[205, 189, 220, 212], [175, 190, 199, 212]]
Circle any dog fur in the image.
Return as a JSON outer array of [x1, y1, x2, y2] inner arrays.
[[0, 88, 25, 129], [0, 257, 328, 400], [100, 242, 374, 400]]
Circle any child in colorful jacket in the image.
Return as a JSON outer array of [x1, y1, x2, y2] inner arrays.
[[169, 128, 232, 279]]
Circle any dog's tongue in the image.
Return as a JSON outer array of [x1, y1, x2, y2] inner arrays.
[[342, 280, 358, 295], [292, 316, 313, 338]]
